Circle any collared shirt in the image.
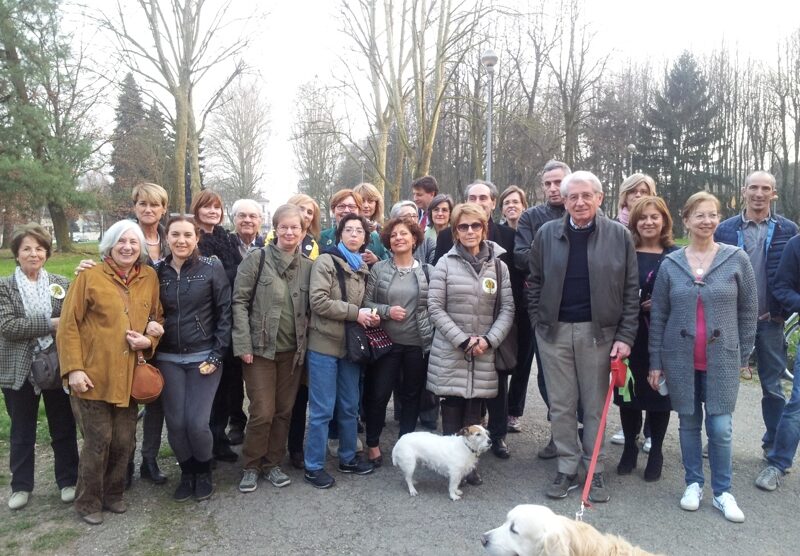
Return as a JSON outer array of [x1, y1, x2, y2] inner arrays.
[[741, 210, 771, 315], [569, 216, 595, 230], [236, 234, 262, 259]]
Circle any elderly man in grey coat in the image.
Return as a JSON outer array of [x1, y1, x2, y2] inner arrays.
[[528, 170, 639, 503]]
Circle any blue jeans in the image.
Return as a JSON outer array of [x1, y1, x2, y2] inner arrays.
[[678, 372, 734, 496], [755, 319, 788, 448], [768, 355, 800, 473], [304, 351, 361, 472]]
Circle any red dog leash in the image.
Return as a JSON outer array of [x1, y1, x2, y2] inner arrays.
[[576, 357, 628, 520]]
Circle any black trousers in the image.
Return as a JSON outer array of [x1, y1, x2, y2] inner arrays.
[[2, 381, 78, 492], [508, 309, 549, 416], [210, 347, 247, 448], [486, 371, 511, 441], [287, 382, 308, 454], [364, 344, 427, 448]]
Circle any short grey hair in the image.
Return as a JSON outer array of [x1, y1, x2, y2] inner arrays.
[[464, 180, 499, 200], [99, 220, 148, 263], [541, 160, 571, 178], [560, 171, 603, 197], [231, 199, 262, 219], [744, 170, 776, 189], [390, 200, 418, 219]]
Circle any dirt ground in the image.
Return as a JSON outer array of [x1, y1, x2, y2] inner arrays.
[[1, 377, 797, 556]]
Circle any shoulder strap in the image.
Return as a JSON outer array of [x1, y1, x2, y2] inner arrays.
[[248, 248, 267, 313], [492, 259, 502, 319], [421, 263, 430, 283], [331, 255, 348, 301]]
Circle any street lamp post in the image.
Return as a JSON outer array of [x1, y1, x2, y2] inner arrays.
[[481, 49, 498, 182], [626, 143, 637, 175]]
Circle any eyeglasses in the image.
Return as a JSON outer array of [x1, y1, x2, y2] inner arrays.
[[236, 212, 260, 220], [691, 212, 719, 221], [335, 204, 359, 212], [342, 227, 365, 236], [276, 225, 302, 234], [566, 193, 597, 203], [456, 222, 483, 232], [399, 212, 418, 221]]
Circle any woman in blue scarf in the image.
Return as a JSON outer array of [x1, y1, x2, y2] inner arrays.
[[303, 214, 381, 489]]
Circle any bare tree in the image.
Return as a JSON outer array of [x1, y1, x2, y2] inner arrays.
[[205, 77, 270, 201], [291, 82, 341, 221], [102, 0, 250, 212]]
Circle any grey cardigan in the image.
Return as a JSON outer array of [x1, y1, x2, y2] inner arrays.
[[648, 244, 757, 415]]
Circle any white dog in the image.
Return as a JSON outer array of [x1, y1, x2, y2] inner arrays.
[[391, 425, 491, 501], [481, 505, 660, 556]]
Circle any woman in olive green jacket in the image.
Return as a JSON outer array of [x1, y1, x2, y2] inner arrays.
[[232, 205, 312, 493]]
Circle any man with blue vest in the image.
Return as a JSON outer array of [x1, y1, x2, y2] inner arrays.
[[714, 171, 798, 457]]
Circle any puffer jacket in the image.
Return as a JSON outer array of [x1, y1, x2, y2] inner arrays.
[[364, 259, 433, 352], [307, 249, 370, 358], [155, 255, 232, 366], [427, 241, 514, 399], [231, 243, 312, 366]]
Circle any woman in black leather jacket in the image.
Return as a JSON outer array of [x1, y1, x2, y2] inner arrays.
[[155, 216, 232, 502]]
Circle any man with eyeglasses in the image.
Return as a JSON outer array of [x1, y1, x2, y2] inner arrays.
[[715, 171, 798, 461], [510, 160, 570, 449], [231, 199, 266, 258], [411, 175, 439, 230], [528, 171, 638, 504]]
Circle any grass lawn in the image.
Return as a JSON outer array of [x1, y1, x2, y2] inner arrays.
[[0, 242, 99, 278]]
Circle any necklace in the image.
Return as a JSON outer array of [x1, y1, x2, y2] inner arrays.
[[687, 244, 716, 276], [144, 234, 161, 247]]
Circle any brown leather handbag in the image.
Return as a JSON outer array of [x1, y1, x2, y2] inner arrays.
[[131, 351, 163, 403]]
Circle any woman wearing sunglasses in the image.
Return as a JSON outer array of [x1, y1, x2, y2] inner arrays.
[[426, 203, 514, 486]]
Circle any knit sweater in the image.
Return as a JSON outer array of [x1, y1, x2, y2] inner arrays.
[[648, 244, 757, 415]]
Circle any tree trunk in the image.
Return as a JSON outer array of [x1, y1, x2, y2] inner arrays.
[[188, 106, 202, 208], [1, 209, 13, 249], [172, 93, 190, 213], [48, 202, 73, 253]]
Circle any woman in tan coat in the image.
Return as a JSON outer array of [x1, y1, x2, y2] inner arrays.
[[57, 220, 163, 525]]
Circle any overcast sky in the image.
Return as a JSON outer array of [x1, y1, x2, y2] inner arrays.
[[72, 0, 800, 208]]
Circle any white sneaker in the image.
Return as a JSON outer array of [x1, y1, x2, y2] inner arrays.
[[327, 438, 363, 458], [713, 492, 745, 523], [611, 429, 625, 445], [680, 482, 703, 511], [643, 437, 652, 453], [60, 486, 76, 503], [8, 491, 30, 510]]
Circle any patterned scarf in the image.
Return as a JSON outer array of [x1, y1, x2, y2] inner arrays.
[[14, 267, 53, 350], [104, 256, 141, 285]]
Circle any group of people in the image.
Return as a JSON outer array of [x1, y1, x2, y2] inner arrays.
[[2, 165, 800, 528]]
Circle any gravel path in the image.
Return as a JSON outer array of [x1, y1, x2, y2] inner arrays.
[[2, 378, 796, 555]]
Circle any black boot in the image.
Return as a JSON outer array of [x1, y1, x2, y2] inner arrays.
[[173, 459, 195, 502], [125, 460, 134, 490], [141, 457, 168, 484], [617, 441, 639, 475], [194, 459, 214, 501], [644, 449, 663, 482]]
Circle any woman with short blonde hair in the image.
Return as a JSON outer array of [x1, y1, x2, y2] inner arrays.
[[617, 174, 657, 225]]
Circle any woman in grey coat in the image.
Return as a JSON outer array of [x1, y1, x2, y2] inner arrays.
[[427, 203, 514, 485], [649, 192, 757, 523]]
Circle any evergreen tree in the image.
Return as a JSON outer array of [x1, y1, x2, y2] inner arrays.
[[638, 52, 724, 234]]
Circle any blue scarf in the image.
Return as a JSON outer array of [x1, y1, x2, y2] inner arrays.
[[337, 241, 364, 272]]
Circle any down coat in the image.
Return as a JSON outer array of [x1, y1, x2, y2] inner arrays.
[[427, 241, 514, 399]]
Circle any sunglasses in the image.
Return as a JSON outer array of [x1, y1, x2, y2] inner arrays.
[[456, 222, 483, 232]]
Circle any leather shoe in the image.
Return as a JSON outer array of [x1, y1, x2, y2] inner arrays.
[[227, 427, 244, 446], [103, 500, 127, 514], [491, 438, 510, 459], [140, 458, 167, 484], [462, 469, 482, 486], [81, 512, 104, 525], [213, 444, 239, 463]]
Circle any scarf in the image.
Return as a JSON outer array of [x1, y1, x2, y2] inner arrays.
[[455, 241, 490, 274], [618, 206, 630, 226], [15, 267, 54, 351], [337, 241, 365, 272], [104, 256, 141, 285]]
